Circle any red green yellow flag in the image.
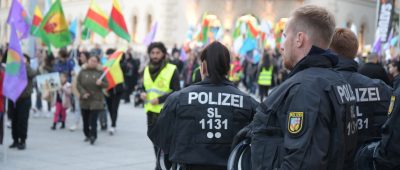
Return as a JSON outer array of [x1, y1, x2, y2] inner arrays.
[[84, 0, 109, 37], [30, 6, 42, 36], [38, 0, 71, 48], [200, 12, 209, 44], [103, 50, 124, 90], [108, 0, 130, 42]]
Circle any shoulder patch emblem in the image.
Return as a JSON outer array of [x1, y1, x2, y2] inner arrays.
[[288, 112, 304, 134], [388, 96, 396, 115]]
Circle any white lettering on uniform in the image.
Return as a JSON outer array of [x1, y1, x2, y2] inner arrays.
[[222, 93, 230, 106], [188, 92, 198, 104], [337, 84, 356, 103], [187, 92, 243, 108], [354, 87, 381, 102], [209, 92, 217, 105], [198, 92, 207, 104]]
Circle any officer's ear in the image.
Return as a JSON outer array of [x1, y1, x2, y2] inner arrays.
[[200, 61, 208, 79], [295, 32, 306, 48]]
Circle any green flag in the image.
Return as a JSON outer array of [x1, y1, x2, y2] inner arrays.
[[38, 0, 71, 48], [81, 27, 91, 40]]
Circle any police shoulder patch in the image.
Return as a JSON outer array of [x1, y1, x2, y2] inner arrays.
[[388, 96, 396, 115], [288, 112, 304, 134]]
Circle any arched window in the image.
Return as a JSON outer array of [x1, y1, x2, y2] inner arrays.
[[147, 14, 153, 33], [132, 15, 138, 42], [359, 23, 366, 52]]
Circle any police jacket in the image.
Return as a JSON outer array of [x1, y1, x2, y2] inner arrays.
[[250, 46, 356, 170], [374, 87, 400, 170], [335, 56, 392, 146], [148, 78, 258, 167], [393, 75, 400, 91]]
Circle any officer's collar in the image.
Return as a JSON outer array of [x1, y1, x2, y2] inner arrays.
[[288, 46, 338, 78], [334, 55, 358, 72], [195, 77, 235, 86]]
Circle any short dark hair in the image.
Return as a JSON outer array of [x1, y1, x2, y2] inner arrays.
[[330, 28, 359, 59], [88, 55, 100, 62], [58, 48, 68, 58], [79, 51, 90, 66], [106, 48, 116, 55], [147, 42, 167, 56], [391, 60, 400, 73], [200, 41, 230, 84]]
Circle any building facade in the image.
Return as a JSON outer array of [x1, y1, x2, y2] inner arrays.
[[0, 0, 395, 51]]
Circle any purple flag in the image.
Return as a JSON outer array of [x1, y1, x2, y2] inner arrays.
[[7, 0, 31, 39], [143, 22, 158, 46], [372, 38, 382, 54], [3, 25, 28, 103], [180, 48, 187, 61]]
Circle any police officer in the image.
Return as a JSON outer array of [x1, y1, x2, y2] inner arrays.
[[148, 41, 258, 170], [140, 42, 181, 161], [257, 52, 275, 102], [373, 87, 400, 170], [329, 28, 392, 169], [354, 86, 400, 170], [243, 5, 356, 170]]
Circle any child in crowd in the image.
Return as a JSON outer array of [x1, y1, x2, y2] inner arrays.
[[51, 73, 71, 130]]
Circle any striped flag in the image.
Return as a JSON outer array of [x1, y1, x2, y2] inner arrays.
[[84, 0, 109, 37], [3, 25, 28, 103], [30, 5, 43, 36], [108, 0, 130, 42], [103, 50, 124, 90]]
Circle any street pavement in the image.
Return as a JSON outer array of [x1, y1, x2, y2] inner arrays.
[[0, 102, 155, 170]]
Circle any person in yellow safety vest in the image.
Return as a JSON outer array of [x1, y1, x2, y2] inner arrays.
[[257, 52, 276, 102], [228, 56, 242, 86], [139, 42, 180, 168]]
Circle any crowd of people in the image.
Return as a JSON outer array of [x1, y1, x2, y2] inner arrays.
[[0, 4, 400, 170]]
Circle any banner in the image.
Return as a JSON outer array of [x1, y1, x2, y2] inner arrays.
[[377, 0, 395, 42], [36, 72, 61, 92]]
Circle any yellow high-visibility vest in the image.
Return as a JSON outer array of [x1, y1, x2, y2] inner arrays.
[[229, 64, 240, 82], [257, 66, 273, 86], [143, 63, 176, 113]]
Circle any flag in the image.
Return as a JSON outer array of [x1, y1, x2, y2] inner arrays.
[[143, 22, 158, 46], [30, 5, 43, 36], [69, 18, 78, 40], [200, 13, 209, 44], [247, 21, 259, 39], [108, 0, 130, 42], [372, 38, 382, 54], [38, 0, 71, 48], [81, 27, 91, 40], [7, 0, 30, 39], [103, 50, 124, 90], [180, 48, 187, 61], [84, 0, 109, 37], [239, 38, 257, 56], [3, 25, 28, 103]]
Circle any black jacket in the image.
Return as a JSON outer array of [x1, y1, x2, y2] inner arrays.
[[250, 46, 356, 170], [374, 87, 400, 170], [392, 75, 400, 91], [335, 56, 392, 147], [358, 63, 390, 85], [148, 78, 258, 166]]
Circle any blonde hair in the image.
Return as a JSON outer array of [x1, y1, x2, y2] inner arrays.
[[290, 5, 336, 48]]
